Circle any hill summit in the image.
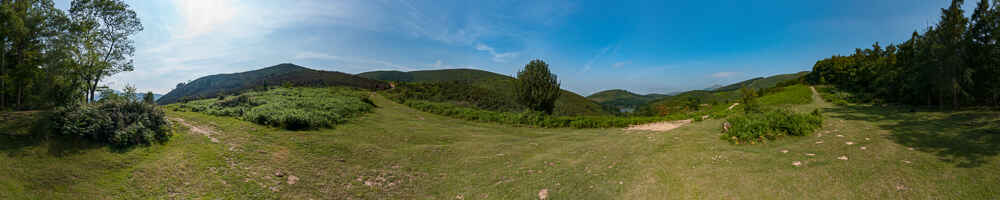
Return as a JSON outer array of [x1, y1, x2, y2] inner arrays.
[[157, 63, 389, 105]]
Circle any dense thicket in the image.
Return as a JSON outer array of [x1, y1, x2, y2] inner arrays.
[[807, 0, 1000, 107], [172, 87, 375, 130], [1, 0, 142, 110], [52, 92, 170, 148]]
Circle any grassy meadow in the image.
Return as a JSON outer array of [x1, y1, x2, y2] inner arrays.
[[1, 86, 998, 199]]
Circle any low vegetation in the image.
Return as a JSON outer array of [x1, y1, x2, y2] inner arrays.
[[723, 109, 824, 144], [52, 100, 171, 148], [170, 87, 374, 130], [400, 100, 671, 128]]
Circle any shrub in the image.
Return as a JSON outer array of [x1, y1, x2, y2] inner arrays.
[[402, 100, 669, 128], [52, 101, 171, 148], [176, 87, 374, 130], [515, 59, 561, 114], [722, 109, 823, 144]]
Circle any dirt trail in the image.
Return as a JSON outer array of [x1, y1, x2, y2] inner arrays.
[[171, 117, 220, 143], [625, 119, 693, 132], [727, 103, 740, 110]]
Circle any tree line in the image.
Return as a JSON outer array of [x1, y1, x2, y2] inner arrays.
[[1, 0, 141, 110], [807, 0, 1000, 108]]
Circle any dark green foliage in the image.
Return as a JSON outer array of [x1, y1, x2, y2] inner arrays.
[[52, 100, 170, 148], [515, 60, 561, 114], [143, 92, 155, 104], [174, 87, 374, 130], [374, 68, 609, 116], [157, 63, 390, 105], [722, 109, 823, 144], [807, 0, 1000, 107]]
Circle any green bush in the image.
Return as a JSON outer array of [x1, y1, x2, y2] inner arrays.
[[722, 109, 823, 144], [176, 87, 373, 130], [52, 101, 171, 148]]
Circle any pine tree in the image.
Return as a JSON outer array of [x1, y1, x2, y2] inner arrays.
[[514, 59, 561, 114]]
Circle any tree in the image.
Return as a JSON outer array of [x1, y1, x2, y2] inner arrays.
[[68, 0, 142, 103], [514, 59, 561, 114], [143, 91, 154, 104]]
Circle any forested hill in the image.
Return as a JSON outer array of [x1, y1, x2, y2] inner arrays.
[[357, 68, 511, 82], [586, 89, 668, 111], [713, 71, 809, 92], [157, 64, 389, 105], [364, 68, 612, 116]]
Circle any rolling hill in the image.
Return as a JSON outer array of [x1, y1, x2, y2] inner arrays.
[[362, 68, 610, 116], [586, 89, 668, 112], [157, 64, 389, 105], [713, 71, 809, 92]]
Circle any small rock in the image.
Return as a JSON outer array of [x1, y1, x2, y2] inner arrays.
[[865, 138, 870, 141], [896, 185, 907, 191], [780, 149, 789, 154], [619, 181, 623, 185], [908, 147, 915, 151], [805, 153, 816, 156], [275, 171, 285, 177], [456, 194, 464, 199], [287, 175, 299, 185], [792, 161, 802, 167], [860, 146, 867, 150], [837, 155, 848, 160], [816, 141, 824, 144], [538, 189, 549, 200], [846, 141, 855, 145], [836, 134, 844, 137], [902, 160, 911, 164]]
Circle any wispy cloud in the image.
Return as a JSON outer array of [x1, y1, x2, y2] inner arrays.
[[613, 61, 631, 68], [293, 51, 412, 71], [475, 43, 519, 62], [711, 71, 741, 78], [581, 43, 616, 73]]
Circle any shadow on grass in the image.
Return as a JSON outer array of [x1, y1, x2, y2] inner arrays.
[[0, 112, 137, 157], [824, 105, 1000, 168]]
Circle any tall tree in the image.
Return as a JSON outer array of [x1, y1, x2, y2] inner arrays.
[[68, 0, 142, 102], [514, 59, 561, 114], [935, 0, 970, 107]]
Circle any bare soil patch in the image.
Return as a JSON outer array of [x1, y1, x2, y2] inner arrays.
[[625, 119, 693, 132]]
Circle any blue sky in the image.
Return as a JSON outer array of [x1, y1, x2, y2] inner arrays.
[[54, 0, 974, 95]]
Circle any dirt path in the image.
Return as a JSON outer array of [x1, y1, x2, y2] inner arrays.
[[727, 103, 740, 110], [170, 117, 220, 143], [625, 119, 693, 132]]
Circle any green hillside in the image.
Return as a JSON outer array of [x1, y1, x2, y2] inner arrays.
[[713, 71, 809, 92], [362, 68, 610, 116], [586, 89, 668, 112], [157, 64, 389, 105]]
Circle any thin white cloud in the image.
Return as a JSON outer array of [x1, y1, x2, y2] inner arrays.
[[613, 61, 630, 68], [475, 43, 519, 62], [711, 71, 741, 78], [581, 43, 616, 72]]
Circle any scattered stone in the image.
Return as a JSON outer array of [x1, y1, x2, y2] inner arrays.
[[816, 141, 824, 144], [793, 161, 802, 167], [860, 146, 867, 150], [836, 134, 844, 137], [780, 149, 789, 154], [908, 147, 915, 151], [902, 160, 911, 164], [287, 175, 299, 185], [538, 189, 549, 200], [805, 153, 816, 156], [619, 181, 623, 185], [837, 155, 848, 160], [270, 186, 280, 192], [456, 194, 464, 199], [865, 138, 870, 141], [896, 185, 907, 191], [275, 171, 285, 177], [846, 141, 855, 145]]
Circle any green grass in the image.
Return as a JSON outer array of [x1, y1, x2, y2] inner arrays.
[[758, 84, 814, 106], [2, 86, 999, 199]]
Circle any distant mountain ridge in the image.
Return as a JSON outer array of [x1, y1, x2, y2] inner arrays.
[[157, 63, 389, 105], [357, 68, 511, 82]]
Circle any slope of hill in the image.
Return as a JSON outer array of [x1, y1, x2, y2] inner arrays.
[[713, 71, 809, 92], [364, 68, 610, 116], [157, 63, 389, 105], [586, 89, 668, 112], [357, 68, 510, 82]]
